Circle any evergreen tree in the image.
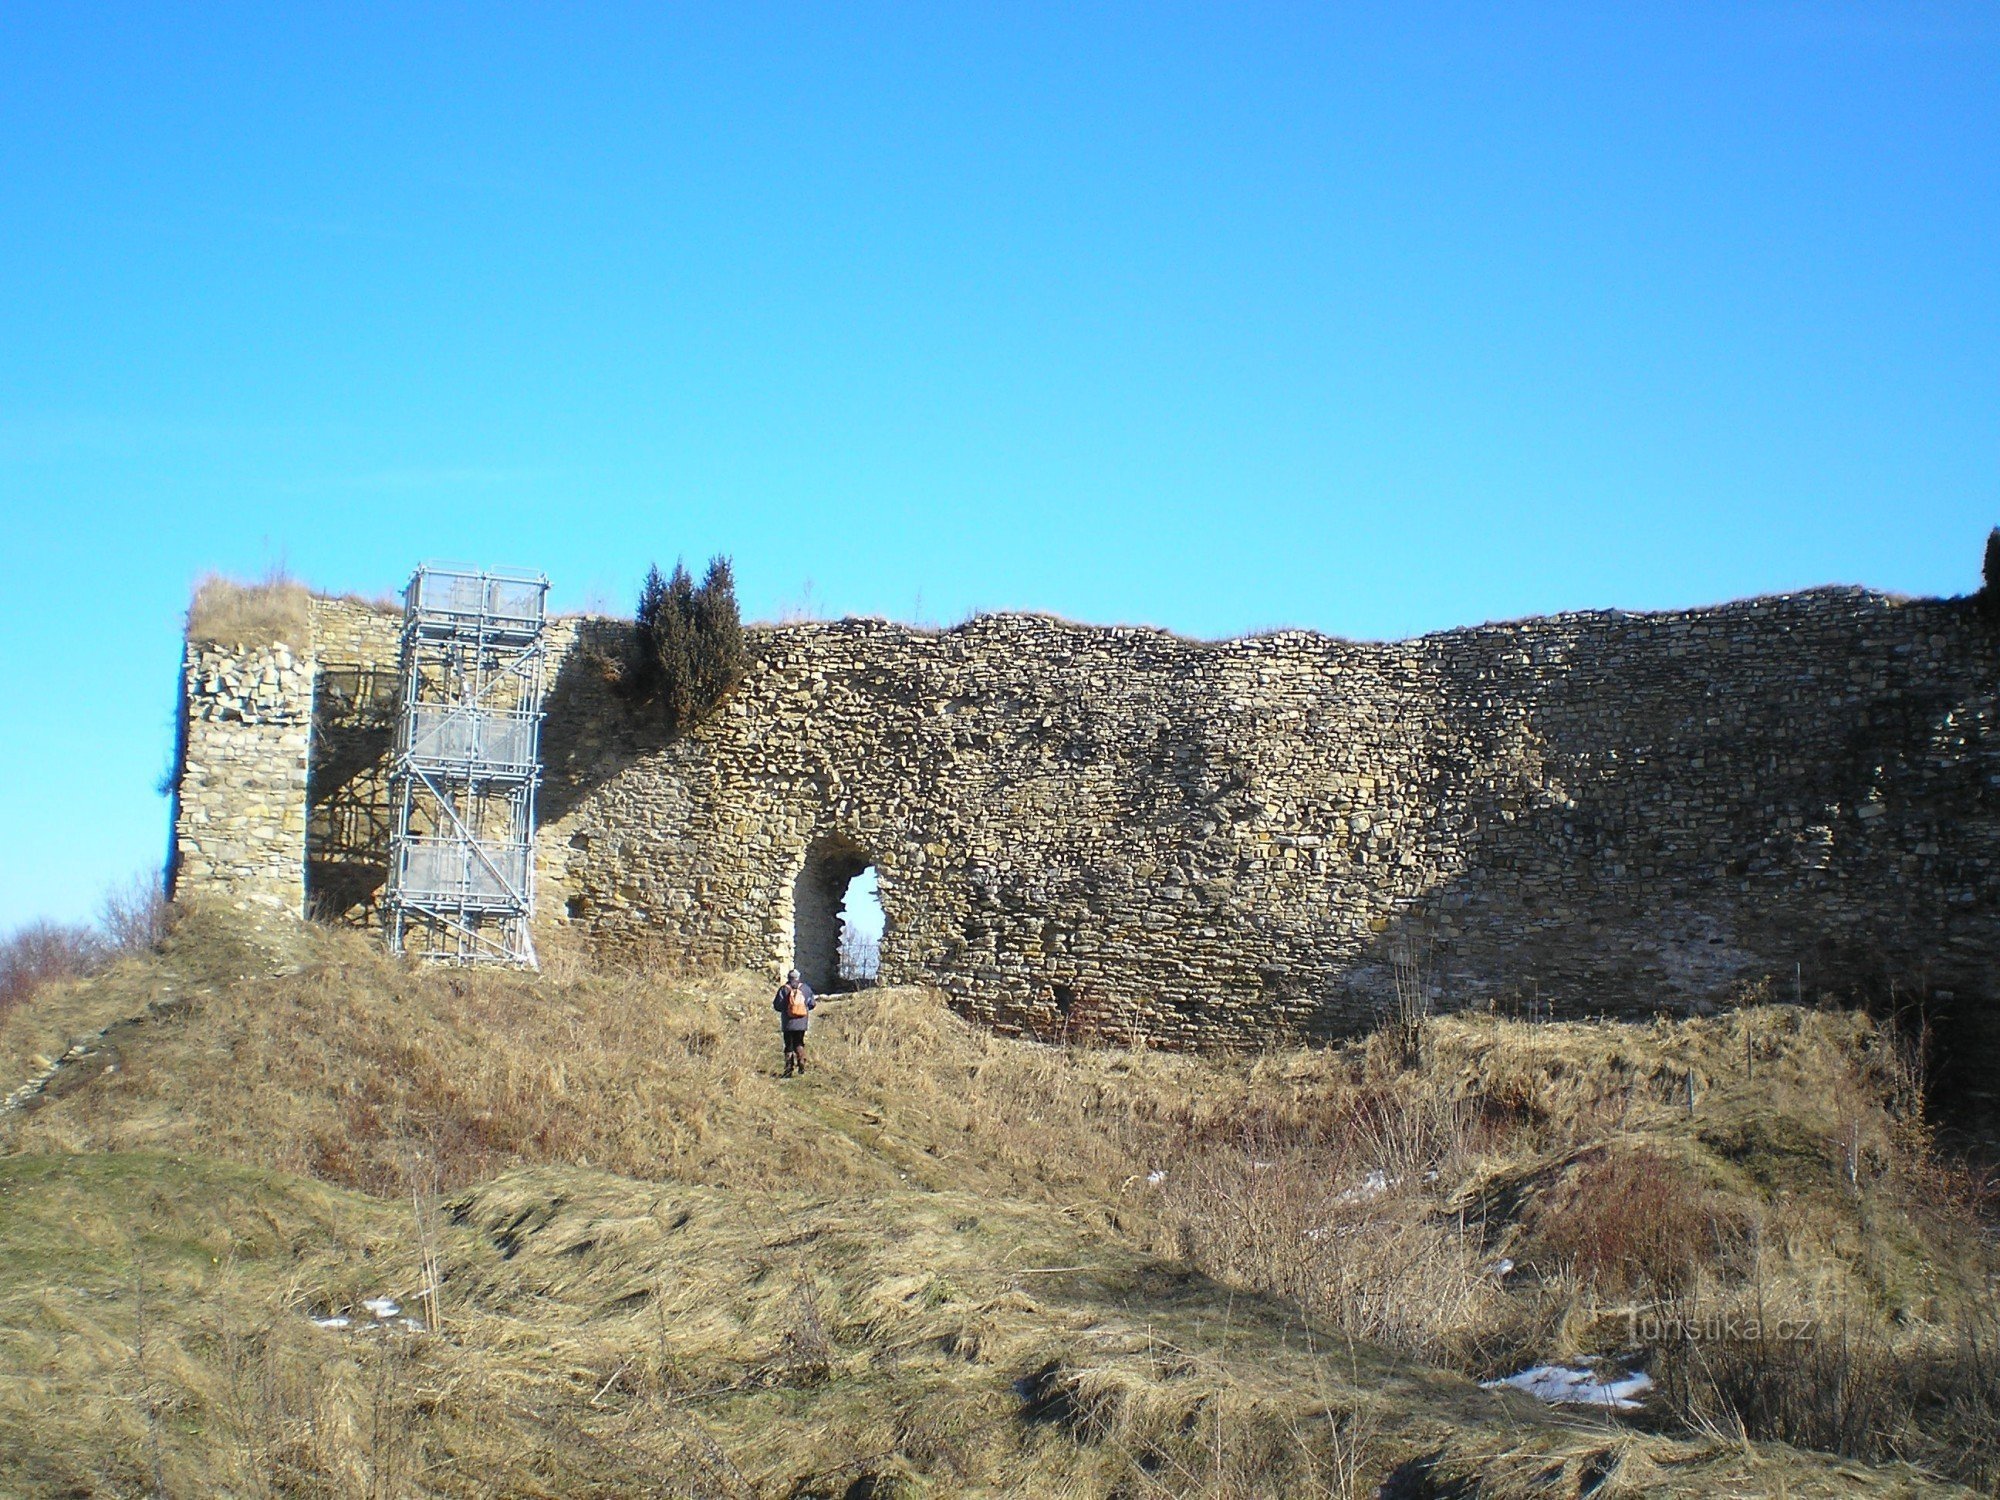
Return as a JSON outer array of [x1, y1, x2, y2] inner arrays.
[[690, 556, 746, 708], [1983, 528, 2000, 621], [627, 555, 747, 732]]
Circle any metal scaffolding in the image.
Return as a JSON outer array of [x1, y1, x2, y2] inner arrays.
[[384, 565, 550, 967]]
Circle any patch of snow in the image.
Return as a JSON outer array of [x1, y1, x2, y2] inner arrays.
[[1145, 1169, 1167, 1186], [1482, 1364, 1652, 1411], [1485, 1257, 1515, 1280], [310, 1307, 428, 1336], [1335, 1169, 1396, 1204]]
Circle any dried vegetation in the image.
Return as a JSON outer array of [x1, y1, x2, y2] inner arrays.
[[0, 873, 168, 1022], [0, 903, 1993, 1497], [185, 571, 313, 649]]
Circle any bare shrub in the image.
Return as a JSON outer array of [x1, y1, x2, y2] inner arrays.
[[838, 924, 880, 986], [99, 872, 170, 954], [1157, 1083, 1500, 1362], [1388, 930, 1435, 1066], [0, 872, 168, 1027], [186, 570, 311, 649], [1524, 1146, 1747, 1295], [0, 919, 103, 1018], [779, 1271, 834, 1384], [408, 1154, 445, 1336], [1651, 1285, 2000, 1489]]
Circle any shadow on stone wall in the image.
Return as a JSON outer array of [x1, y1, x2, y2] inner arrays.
[[1327, 606, 2000, 1124], [538, 619, 673, 828], [920, 597, 1998, 1090], [306, 661, 398, 923]]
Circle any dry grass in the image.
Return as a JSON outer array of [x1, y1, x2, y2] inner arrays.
[[0, 905, 1993, 1496], [5, 905, 1231, 1213], [1646, 1270, 2000, 1483], [2, 1149, 1960, 1500], [187, 569, 313, 649], [0, 919, 102, 1020], [0, 1145, 1419, 1498], [1523, 1144, 1749, 1295], [0, 874, 167, 1023]]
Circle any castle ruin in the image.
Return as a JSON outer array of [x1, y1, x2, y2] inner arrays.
[[172, 584, 2000, 1058]]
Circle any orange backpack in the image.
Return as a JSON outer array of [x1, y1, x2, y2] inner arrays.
[[785, 985, 809, 1020]]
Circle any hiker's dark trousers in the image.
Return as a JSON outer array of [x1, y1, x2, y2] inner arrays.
[[782, 1026, 808, 1074]]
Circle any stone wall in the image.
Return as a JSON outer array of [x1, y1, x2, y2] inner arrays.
[[169, 640, 315, 913], [304, 599, 402, 923], [180, 589, 2000, 1055]]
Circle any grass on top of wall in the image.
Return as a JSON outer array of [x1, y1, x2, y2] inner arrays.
[[186, 570, 313, 650]]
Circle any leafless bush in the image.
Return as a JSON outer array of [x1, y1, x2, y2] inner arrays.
[[408, 1153, 445, 1336], [210, 1315, 347, 1496], [1525, 1146, 1748, 1295], [362, 1338, 416, 1500], [1157, 1085, 1499, 1362], [1651, 1286, 2000, 1489], [780, 1271, 834, 1384], [838, 924, 880, 986], [0, 872, 171, 1020], [1389, 930, 1436, 1066], [0, 919, 103, 1018], [99, 872, 170, 954]]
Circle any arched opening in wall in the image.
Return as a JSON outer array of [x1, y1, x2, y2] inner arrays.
[[838, 868, 884, 990], [793, 837, 882, 994]]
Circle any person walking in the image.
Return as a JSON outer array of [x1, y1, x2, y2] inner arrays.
[[774, 968, 816, 1077]]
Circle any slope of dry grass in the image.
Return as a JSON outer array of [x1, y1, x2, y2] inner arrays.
[[0, 1148, 1974, 1500], [4, 905, 1230, 1218], [1, 902, 1993, 1496]]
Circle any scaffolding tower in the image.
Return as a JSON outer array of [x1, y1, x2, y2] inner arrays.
[[384, 565, 550, 967]]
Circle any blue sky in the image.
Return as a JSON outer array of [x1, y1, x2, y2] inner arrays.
[[1, 3, 1995, 928]]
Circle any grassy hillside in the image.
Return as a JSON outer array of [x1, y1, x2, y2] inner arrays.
[[1, 903, 1994, 1497]]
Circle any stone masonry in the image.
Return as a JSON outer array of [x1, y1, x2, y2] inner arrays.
[[171, 640, 315, 913], [177, 586, 2000, 1058]]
